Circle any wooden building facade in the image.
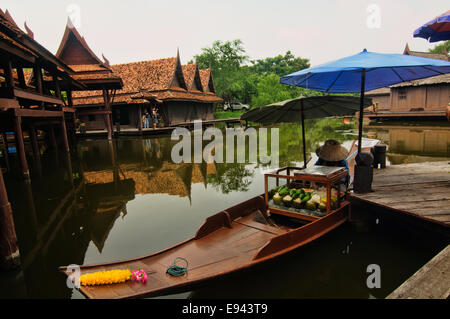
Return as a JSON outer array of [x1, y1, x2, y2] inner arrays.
[[55, 20, 123, 139], [366, 44, 449, 120], [0, 10, 88, 268], [67, 44, 223, 131]]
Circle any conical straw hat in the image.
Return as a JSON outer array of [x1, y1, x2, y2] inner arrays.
[[316, 139, 348, 162]]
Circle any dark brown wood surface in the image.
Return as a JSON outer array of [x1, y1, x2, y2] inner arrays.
[[349, 161, 450, 227], [60, 195, 348, 299]]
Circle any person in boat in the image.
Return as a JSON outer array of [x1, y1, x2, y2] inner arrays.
[[315, 139, 349, 186]]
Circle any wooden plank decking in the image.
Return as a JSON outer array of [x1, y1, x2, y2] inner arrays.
[[387, 244, 450, 299], [348, 161, 450, 227]]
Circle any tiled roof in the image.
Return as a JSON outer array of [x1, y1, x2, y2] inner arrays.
[[182, 64, 197, 90], [390, 73, 450, 88], [405, 50, 449, 61], [365, 87, 390, 95], [111, 58, 178, 92], [56, 20, 122, 88], [72, 58, 223, 106], [199, 68, 214, 92]]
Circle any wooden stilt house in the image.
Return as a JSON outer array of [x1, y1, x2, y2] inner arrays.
[[365, 44, 449, 120], [71, 50, 222, 131], [55, 19, 123, 139]]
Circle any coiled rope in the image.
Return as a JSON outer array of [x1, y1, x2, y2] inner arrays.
[[166, 257, 188, 277]]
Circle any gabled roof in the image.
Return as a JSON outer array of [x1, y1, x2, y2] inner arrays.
[[56, 18, 108, 67], [112, 57, 179, 93], [0, 9, 86, 90], [199, 68, 216, 93], [182, 63, 204, 92], [55, 19, 122, 90], [403, 43, 449, 61], [72, 51, 223, 106], [0, 9, 74, 73]]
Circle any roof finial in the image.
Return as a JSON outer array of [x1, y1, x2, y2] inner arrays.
[[24, 21, 34, 39], [67, 16, 75, 29], [102, 53, 110, 67], [403, 43, 410, 55], [4, 9, 19, 28]]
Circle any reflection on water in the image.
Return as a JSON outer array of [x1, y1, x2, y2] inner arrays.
[[0, 119, 448, 299], [366, 123, 450, 165]]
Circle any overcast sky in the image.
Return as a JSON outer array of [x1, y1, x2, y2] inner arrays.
[[2, 0, 449, 67]]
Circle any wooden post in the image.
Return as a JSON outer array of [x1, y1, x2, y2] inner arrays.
[[3, 60, 14, 88], [301, 101, 307, 168], [48, 125, 58, 151], [29, 124, 42, 178], [138, 104, 143, 134], [60, 118, 70, 153], [0, 165, 20, 269], [52, 74, 62, 99], [67, 89, 73, 107], [1, 133, 10, 171], [64, 152, 74, 188], [14, 116, 30, 178], [103, 89, 112, 140], [33, 65, 44, 109], [16, 68, 27, 89]]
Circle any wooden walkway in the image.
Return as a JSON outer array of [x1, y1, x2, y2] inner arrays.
[[349, 161, 450, 227], [76, 118, 242, 137], [387, 244, 450, 299]]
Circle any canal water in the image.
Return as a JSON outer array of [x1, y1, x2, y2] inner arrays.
[[0, 119, 448, 299]]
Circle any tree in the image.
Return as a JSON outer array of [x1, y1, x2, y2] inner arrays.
[[249, 51, 310, 77], [191, 40, 249, 103], [190, 40, 314, 106], [428, 40, 450, 55]]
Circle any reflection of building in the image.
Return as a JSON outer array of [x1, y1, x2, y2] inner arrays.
[[366, 44, 449, 120], [368, 125, 450, 157]]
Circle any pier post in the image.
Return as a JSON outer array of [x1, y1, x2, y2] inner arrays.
[[0, 165, 20, 269], [48, 125, 58, 151], [28, 124, 42, 178], [138, 104, 143, 134], [14, 116, 30, 178], [1, 133, 10, 171], [60, 118, 70, 153], [103, 89, 112, 140]]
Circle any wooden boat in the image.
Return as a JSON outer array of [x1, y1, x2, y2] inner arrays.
[[60, 165, 350, 299]]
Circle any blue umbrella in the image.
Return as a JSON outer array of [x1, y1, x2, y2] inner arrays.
[[280, 49, 450, 154], [414, 10, 450, 43]]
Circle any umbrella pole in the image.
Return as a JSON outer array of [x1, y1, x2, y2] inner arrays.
[[358, 70, 366, 154], [301, 102, 307, 168]]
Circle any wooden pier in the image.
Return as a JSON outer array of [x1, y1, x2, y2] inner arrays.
[[76, 118, 242, 137], [349, 161, 450, 228], [387, 244, 450, 299]]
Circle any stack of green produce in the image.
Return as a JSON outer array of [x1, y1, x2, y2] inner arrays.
[[269, 185, 337, 212]]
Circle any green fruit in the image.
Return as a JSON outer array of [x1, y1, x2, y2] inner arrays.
[[318, 202, 327, 212], [282, 195, 293, 207], [305, 199, 317, 211], [273, 193, 283, 205], [293, 197, 303, 209]]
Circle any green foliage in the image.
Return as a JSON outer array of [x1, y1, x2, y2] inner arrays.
[[191, 39, 315, 107], [249, 50, 310, 77], [428, 40, 450, 55]]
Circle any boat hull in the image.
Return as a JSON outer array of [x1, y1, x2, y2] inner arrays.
[[60, 196, 349, 299]]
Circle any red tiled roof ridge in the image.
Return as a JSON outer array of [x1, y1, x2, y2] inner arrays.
[[111, 57, 177, 67]]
